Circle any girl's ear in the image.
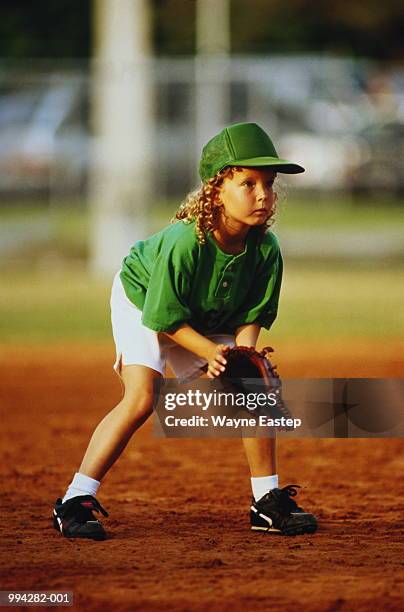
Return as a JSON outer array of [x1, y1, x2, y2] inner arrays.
[[213, 191, 223, 208]]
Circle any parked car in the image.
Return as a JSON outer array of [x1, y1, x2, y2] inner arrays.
[[348, 120, 404, 197], [0, 74, 89, 196]]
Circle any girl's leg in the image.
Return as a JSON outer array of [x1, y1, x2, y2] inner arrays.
[[242, 437, 276, 476], [242, 437, 278, 501], [54, 365, 161, 539], [245, 435, 317, 534], [78, 364, 162, 482]]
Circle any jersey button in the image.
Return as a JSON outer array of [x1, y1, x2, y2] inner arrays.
[[222, 281, 228, 287]]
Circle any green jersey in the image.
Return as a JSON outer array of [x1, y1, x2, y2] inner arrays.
[[120, 220, 282, 334]]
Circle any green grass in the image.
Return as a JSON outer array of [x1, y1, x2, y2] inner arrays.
[[1, 262, 403, 344], [152, 195, 404, 232], [1, 269, 110, 342], [0, 200, 89, 258], [1, 196, 403, 344], [269, 262, 404, 341], [1, 195, 404, 262], [277, 196, 404, 230]]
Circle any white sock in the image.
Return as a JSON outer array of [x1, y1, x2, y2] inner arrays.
[[251, 474, 279, 502], [62, 472, 100, 503]]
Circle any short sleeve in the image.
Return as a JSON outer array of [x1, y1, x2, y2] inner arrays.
[[141, 240, 195, 332], [227, 241, 283, 331]]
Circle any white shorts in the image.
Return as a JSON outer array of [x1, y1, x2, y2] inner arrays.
[[110, 272, 235, 381]]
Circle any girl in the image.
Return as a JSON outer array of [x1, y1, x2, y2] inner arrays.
[[53, 122, 317, 539]]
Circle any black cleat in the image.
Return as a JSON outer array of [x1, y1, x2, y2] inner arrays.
[[250, 485, 317, 536], [53, 495, 109, 540]]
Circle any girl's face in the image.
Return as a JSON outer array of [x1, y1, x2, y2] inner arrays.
[[216, 167, 277, 229]]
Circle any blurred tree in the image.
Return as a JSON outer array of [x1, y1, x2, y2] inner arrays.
[[0, 0, 90, 58], [230, 0, 404, 60], [152, 0, 195, 55], [0, 0, 403, 61]]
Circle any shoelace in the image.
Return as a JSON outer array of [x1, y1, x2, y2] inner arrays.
[[62, 496, 109, 518], [80, 498, 109, 518], [275, 484, 302, 513]]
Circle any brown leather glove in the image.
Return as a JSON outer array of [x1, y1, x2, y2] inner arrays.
[[219, 346, 293, 429]]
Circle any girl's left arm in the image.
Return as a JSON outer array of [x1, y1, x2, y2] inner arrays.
[[234, 323, 261, 348]]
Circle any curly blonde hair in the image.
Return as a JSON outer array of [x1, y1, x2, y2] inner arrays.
[[171, 166, 280, 244]]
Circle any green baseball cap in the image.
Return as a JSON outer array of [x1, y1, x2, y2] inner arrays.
[[199, 122, 305, 182]]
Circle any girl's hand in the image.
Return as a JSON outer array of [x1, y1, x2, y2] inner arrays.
[[206, 344, 228, 378]]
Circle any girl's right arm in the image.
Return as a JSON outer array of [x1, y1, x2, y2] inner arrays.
[[164, 324, 227, 378]]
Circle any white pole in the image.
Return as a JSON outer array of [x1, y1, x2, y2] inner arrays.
[[196, 0, 230, 55], [89, 0, 153, 277], [195, 0, 230, 178]]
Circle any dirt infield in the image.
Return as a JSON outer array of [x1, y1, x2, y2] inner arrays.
[[0, 343, 403, 611]]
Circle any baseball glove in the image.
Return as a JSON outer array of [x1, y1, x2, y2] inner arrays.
[[219, 346, 294, 428]]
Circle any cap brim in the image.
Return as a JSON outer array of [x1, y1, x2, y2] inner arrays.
[[229, 156, 305, 174]]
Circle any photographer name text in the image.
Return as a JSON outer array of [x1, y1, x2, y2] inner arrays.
[[164, 414, 301, 429]]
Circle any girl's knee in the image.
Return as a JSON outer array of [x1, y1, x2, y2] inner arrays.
[[119, 365, 161, 423], [121, 389, 156, 421]]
